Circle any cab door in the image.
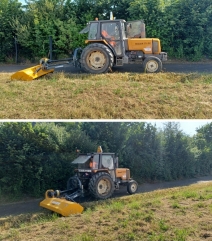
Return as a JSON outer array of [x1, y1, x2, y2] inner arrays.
[[100, 21, 124, 56], [100, 154, 116, 181]]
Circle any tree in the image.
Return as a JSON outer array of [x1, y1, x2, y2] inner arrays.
[[81, 122, 128, 155], [194, 123, 212, 175], [13, 0, 85, 59], [162, 122, 194, 180], [0, 122, 48, 195], [122, 122, 163, 181], [160, 0, 212, 59], [0, 0, 23, 61]]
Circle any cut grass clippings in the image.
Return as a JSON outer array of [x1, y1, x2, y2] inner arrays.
[[1, 182, 212, 241], [1, 71, 212, 119]]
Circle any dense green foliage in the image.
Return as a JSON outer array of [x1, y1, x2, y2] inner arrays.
[[0, 0, 22, 62], [0, 0, 211, 62], [0, 122, 212, 197]]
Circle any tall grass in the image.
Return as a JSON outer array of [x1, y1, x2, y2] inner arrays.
[[1, 182, 212, 240], [1, 72, 212, 118]]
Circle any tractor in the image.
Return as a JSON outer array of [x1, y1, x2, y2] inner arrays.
[[79, 17, 167, 74], [11, 14, 167, 80], [40, 146, 138, 216]]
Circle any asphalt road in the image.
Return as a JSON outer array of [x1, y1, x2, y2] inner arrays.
[[0, 61, 212, 74], [0, 175, 212, 218]]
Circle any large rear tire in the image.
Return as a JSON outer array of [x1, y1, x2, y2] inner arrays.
[[80, 43, 114, 74], [89, 172, 114, 199], [127, 180, 138, 194], [143, 56, 162, 73]]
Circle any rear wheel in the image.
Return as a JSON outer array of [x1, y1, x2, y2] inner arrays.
[[143, 56, 162, 73], [81, 43, 114, 74], [89, 172, 114, 199], [127, 180, 138, 194]]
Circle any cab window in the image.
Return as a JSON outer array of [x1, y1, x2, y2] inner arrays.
[[102, 155, 114, 169], [88, 22, 98, 39], [126, 20, 145, 38], [89, 155, 99, 169], [101, 22, 120, 40]]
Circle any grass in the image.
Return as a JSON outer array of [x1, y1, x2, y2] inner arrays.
[[1, 182, 212, 241], [1, 71, 212, 118]]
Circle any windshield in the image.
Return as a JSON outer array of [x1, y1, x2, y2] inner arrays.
[[102, 155, 114, 169]]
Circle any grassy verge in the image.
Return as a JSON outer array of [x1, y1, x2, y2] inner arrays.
[[1, 182, 212, 241], [1, 71, 212, 119]]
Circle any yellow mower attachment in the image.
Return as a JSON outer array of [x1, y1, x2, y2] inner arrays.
[[40, 189, 84, 216], [11, 64, 54, 81]]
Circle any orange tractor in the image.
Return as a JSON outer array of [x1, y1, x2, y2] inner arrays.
[[40, 146, 138, 216], [12, 15, 167, 80]]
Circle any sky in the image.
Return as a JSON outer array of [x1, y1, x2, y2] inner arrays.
[[19, 0, 26, 5], [147, 120, 210, 136]]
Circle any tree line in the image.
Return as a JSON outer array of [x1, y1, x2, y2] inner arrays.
[[0, 0, 212, 62], [0, 122, 212, 197]]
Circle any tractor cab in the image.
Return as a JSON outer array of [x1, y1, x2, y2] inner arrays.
[[71, 146, 118, 185], [84, 19, 126, 56], [72, 152, 116, 172], [82, 19, 146, 56]]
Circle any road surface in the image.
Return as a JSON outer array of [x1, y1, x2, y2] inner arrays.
[[0, 61, 212, 74]]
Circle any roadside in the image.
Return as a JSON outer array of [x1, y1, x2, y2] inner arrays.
[[1, 175, 212, 218], [0, 61, 212, 74]]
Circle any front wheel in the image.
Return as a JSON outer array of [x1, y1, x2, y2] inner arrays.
[[143, 56, 162, 73], [127, 180, 138, 194]]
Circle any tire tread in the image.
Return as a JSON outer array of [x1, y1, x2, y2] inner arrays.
[[89, 172, 114, 199]]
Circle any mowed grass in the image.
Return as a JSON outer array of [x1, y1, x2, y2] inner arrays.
[[1, 71, 212, 118], [1, 182, 212, 241]]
